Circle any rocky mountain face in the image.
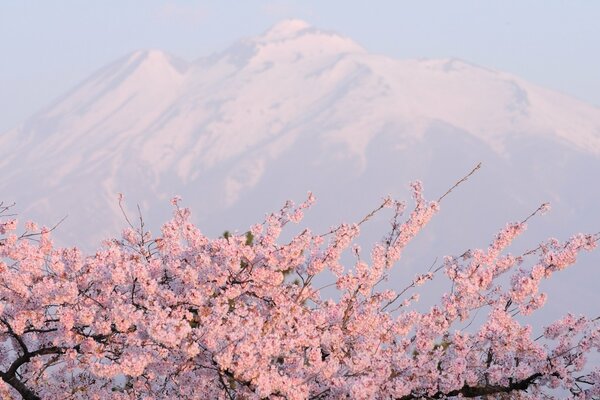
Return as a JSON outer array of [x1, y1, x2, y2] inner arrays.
[[2, 19, 599, 320]]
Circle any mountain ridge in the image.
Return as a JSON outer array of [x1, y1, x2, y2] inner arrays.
[[2, 20, 600, 325], [1, 20, 599, 251]]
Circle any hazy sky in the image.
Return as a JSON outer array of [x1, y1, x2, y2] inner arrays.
[[1, 1, 599, 132]]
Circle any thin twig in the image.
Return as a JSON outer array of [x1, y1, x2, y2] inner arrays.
[[437, 162, 482, 203], [521, 203, 550, 224], [117, 194, 136, 230], [319, 200, 388, 238]]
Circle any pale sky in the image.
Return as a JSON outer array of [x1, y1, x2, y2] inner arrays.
[[1, 1, 599, 133]]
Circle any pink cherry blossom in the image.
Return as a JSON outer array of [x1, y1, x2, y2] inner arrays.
[[0, 179, 598, 399]]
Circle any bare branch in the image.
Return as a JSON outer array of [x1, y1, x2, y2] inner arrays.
[[437, 162, 482, 203]]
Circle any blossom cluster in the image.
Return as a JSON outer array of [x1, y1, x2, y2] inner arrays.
[[0, 183, 598, 399]]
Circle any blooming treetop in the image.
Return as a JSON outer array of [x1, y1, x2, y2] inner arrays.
[[0, 170, 599, 399]]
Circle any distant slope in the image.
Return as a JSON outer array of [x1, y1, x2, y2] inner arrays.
[[1, 21, 599, 322]]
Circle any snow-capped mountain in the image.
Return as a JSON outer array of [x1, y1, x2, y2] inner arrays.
[[1, 20, 599, 317]]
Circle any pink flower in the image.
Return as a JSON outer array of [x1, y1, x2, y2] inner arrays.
[[0, 182, 596, 399]]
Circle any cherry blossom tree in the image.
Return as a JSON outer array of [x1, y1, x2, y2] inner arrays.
[[0, 169, 599, 399]]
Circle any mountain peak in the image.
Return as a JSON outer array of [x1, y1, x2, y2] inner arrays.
[[243, 19, 364, 63], [129, 48, 168, 59], [125, 49, 188, 74], [263, 19, 312, 40]]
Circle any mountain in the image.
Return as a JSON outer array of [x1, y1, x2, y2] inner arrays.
[[1, 19, 599, 320]]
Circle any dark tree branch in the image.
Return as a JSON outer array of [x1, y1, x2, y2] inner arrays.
[[1, 346, 65, 400], [0, 371, 41, 400], [397, 372, 543, 399]]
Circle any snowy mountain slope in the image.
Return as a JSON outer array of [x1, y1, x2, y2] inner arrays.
[[1, 20, 599, 320]]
